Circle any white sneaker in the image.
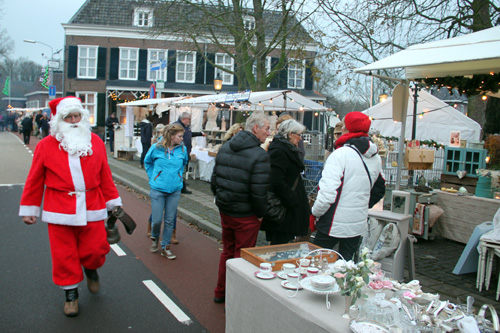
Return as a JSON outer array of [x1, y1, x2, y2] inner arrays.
[[150, 238, 160, 252], [161, 247, 176, 260]]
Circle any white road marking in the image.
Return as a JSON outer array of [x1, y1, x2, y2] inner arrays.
[[110, 243, 127, 256], [0, 184, 25, 187], [143, 280, 192, 325]]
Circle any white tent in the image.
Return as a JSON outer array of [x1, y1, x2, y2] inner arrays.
[[363, 90, 481, 144], [354, 26, 500, 79], [172, 90, 332, 112]]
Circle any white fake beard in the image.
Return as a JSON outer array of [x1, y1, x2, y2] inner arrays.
[[54, 119, 93, 156]]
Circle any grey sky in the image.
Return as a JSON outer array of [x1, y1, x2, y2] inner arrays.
[[3, 0, 87, 65]]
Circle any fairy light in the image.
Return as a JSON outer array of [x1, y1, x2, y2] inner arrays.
[[482, 95, 488, 101]]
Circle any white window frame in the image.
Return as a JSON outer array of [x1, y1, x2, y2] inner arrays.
[[76, 92, 98, 126], [243, 15, 255, 30], [287, 58, 306, 89], [252, 57, 271, 87], [176, 51, 196, 83], [215, 53, 234, 85], [26, 100, 39, 109], [77, 45, 98, 79], [134, 8, 153, 27], [147, 49, 168, 82], [119, 47, 139, 80]]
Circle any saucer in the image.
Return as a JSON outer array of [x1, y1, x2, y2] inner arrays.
[[254, 271, 276, 280], [277, 271, 288, 279], [281, 280, 302, 290]]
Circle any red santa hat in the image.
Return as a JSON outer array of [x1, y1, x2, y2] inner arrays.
[[344, 112, 371, 134], [49, 96, 83, 118]]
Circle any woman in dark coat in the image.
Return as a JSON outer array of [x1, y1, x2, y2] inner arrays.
[[261, 119, 310, 245]]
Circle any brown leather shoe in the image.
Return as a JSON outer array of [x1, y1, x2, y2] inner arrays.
[[84, 268, 100, 294], [171, 228, 179, 244], [146, 222, 152, 237], [64, 299, 79, 317], [64, 288, 79, 317]]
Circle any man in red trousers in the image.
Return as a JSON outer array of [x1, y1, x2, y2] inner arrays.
[[19, 96, 122, 317]]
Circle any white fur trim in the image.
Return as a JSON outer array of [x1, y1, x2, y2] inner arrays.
[[42, 209, 108, 226], [57, 97, 83, 115], [106, 197, 123, 211], [67, 155, 88, 225], [19, 205, 41, 217]]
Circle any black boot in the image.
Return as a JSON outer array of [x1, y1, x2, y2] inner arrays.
[[181, 180, 192, 194], [64, 288, 79, 317], [84, 268, 100, 294]]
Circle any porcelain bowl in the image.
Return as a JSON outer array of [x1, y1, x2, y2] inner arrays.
[[310, 275, 335, 290]]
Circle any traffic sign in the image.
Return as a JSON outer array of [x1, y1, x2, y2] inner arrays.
[[49, 85, 56, 100], [156, 80, 165, 89], [149, 84, 156, 99]]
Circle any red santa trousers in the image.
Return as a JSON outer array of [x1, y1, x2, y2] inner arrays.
[[214, 212, 260, 299], [47, 221, 110, 286]]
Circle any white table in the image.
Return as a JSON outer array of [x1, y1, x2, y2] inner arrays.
[[191, 149, 216, 181], [226, 258, 351, 333]]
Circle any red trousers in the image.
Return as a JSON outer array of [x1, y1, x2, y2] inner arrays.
[[214, 213, 260, 299], [47, 221, 110, 287]]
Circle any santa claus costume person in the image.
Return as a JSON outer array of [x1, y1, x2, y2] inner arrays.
[[19, 96, 122, 317]]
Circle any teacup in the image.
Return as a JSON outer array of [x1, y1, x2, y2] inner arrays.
[[287, 272, 300, 286], [297, 258, 310, 274], [259, 263, 272, 276], [281, 263, 296, 276], [307, 267, 319, 277]]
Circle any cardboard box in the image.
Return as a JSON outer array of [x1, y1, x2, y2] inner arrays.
[[241, 242, 338, 271], [208, 152, 217, 157], [404, 148, 434, 170]]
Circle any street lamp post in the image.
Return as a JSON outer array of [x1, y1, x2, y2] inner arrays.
[[24, 39, 55, 96]]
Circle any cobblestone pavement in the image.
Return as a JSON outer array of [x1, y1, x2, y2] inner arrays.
[[108, 153, 500, 312]]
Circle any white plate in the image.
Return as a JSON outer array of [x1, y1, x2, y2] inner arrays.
[[300, 277, 340, 295], [277, 271, 287, 280], [281, 280, 303, 290], [254, 271, 276, 280], [349, 319, 390, 333]]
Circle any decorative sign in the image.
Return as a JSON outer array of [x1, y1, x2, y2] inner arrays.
[[449, 131, 461, 147], [225, 90, 251, 103]]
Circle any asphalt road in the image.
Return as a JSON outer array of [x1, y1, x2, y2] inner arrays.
[[0, 132, 225, 332]]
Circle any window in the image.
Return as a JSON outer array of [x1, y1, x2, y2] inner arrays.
[[76, 92, 97, 126], [119, 48, 139, 80], [147, 49, 168, 81], [77, 46, 98, 79], [243, 15, 255, 30], [26, 100, 39, 109], [288, 59, 305, 89], [252, 57, 271, 86], [176, 51, 196, 83], [134, 8, 153, 27], [215, 53, 234, 85]]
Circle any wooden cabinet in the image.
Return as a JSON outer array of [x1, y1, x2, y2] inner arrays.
[[442, 147, 486, 177]]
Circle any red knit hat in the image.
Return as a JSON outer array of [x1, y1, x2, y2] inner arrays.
[[344, 112, 371, 134], [48, 96, 83, 117]]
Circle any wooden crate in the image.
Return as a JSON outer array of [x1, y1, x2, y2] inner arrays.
[[440, 174, 478, 193], [241, 242, 338, 271], [117, 150, 135, 161]]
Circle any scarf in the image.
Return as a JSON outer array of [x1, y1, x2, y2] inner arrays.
[[334, 132, 369, 149]]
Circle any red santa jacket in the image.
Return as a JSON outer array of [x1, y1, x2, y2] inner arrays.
[[19, 133, 122, 226]]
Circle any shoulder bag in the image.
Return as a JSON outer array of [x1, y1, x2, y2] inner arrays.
[[265, 176, 300, 224]]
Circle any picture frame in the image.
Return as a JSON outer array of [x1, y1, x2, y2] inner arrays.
[[390, 190, 410, 215], [450, 131, 461, 147]]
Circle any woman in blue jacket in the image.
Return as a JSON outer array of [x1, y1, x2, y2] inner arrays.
[[145, 123, 188, 259]]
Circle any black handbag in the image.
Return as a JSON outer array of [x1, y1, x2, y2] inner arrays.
[[264, 176, 300, 224]]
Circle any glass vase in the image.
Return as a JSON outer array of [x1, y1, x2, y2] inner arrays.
[[342, 294, 353, 319]]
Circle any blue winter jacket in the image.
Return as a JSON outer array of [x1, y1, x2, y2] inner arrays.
[[144, 143, 188, 193]]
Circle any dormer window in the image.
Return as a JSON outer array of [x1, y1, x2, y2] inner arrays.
[[134, 8, 153, 27], [243, 15, 255, 30]]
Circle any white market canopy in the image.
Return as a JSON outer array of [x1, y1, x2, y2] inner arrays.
[[171, 90, 332, 112], [362, 89, 481, 144], [354, 26, 500, 79]]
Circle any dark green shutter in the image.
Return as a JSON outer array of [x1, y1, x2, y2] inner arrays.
[[167, 50, 176, 82], [195, 52, 204, 84], [97, 93, 106, 127], [67, 46, 78, 79], [97, 47, 107, 80], [305, 61, 313, 90], [109, 48, 119, 80], [139, 49, 147, 81]]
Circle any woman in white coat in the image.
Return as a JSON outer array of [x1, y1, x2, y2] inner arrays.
[[311, 112, 385, 261]]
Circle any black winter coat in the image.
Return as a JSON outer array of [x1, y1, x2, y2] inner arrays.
[[140, 120, 153, 144], [21, 117, 33, 132], [260, 137, 310, 236], [211, 130, 270, 218]]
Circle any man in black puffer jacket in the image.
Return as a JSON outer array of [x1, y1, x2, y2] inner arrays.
[[211, 112, 270, 304]]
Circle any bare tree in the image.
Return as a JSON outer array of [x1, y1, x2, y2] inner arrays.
[[150, 0, 320, 91], [0, 0, 14, 59], [313, 0, 499, 94], [0, 58, 43, 82]]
